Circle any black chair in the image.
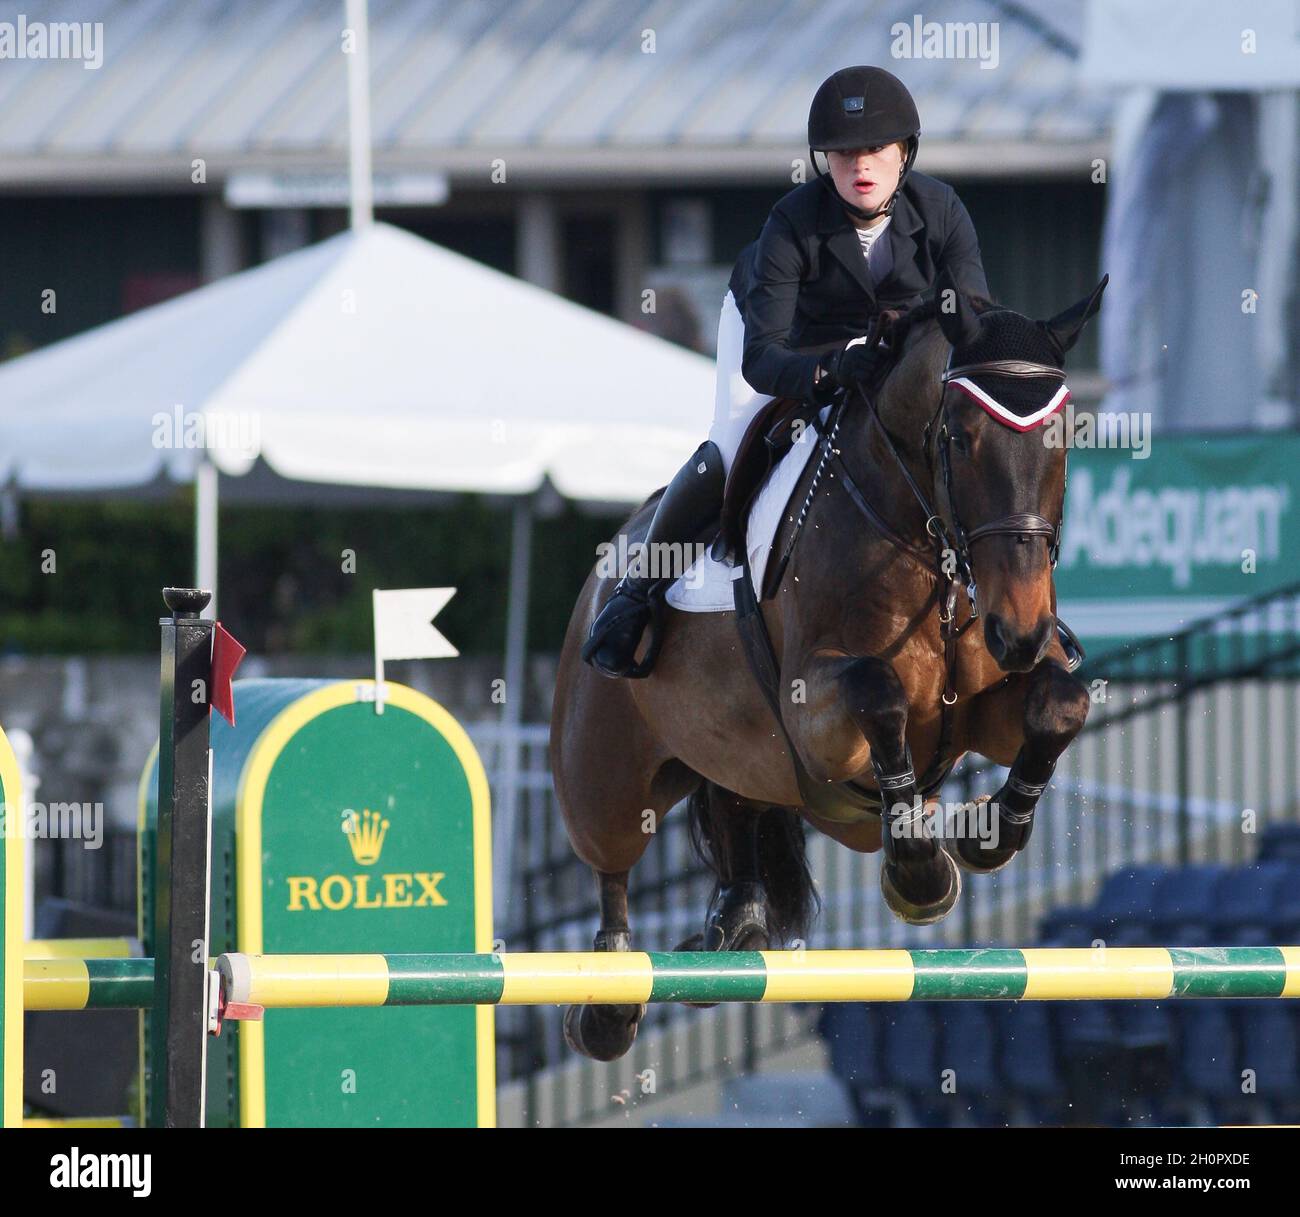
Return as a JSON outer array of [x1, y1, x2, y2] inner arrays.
[[817, 1003, 894, 1126], [1257, 823, 1300, 864], [1211, 862, 1291, 946], [996, 1002, 1066, 1125], [936, 1004, 1001, 1126]]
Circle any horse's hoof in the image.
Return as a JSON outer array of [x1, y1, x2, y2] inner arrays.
[[673, 922, 769, 955], [949, 836, 1017, 874], [708, 883, 769, 948], [673, 892, 770, 1008], [946, 797, 1017, 874], [880, 850, 962, 925], [562, 1001, 645, 1062]]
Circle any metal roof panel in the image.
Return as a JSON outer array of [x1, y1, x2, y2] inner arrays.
[[0, 0, 1112, 171]]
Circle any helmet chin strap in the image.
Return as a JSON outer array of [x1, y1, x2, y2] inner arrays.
[[810, 141, 917, 222]]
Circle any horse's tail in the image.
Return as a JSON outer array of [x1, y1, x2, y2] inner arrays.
[[686, 783, 818, 946]]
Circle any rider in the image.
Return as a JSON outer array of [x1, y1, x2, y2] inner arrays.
[[584, 65, 990, 679]]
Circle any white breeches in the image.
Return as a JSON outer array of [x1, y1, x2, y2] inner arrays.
[[708, 290, 775, 477]]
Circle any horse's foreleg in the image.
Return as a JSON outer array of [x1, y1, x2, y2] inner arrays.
[[562, 869, 646, 1062], [957, 659, 1090, 873], [838, 655, 961, 925]]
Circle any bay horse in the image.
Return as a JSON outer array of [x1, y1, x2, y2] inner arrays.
[[550, 273, 1107, 1061]]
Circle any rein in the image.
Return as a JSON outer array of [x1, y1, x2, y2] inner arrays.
[[839, 346, 1068, 610], [742, 338, 1070, 817], [824, 346, 1068, 784]]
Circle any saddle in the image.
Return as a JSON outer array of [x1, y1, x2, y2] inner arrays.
[[714, 396, 812, 564], [720, 311, 960, 822], [715, 310, 903, 578]]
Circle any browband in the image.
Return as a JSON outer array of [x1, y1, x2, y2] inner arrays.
[[941, 359, 1065, 381]]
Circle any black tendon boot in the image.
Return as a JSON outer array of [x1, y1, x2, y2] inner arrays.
[[582, 441, 725, 678]]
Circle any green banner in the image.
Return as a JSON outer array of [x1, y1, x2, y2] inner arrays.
[[1055, 432, 1295, 650]]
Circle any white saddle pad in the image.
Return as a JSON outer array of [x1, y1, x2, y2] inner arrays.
[[666, 422, 822, 613]]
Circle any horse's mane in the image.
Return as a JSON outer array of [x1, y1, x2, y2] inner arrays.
[[866, 293, 1003, 427], [889, 291, 1002, 351]]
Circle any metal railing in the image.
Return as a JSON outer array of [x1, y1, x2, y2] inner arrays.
[[479, 583, 1300, 1125], [32, 583, 1300, 1125]]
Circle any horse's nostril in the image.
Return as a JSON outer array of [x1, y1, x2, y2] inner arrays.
[[1034, 618, 1054, 662]]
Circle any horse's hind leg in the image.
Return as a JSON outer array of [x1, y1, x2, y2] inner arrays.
[[562, 870, 646, 1062], [675, 785, 770, 953], [676, 783, 817, 958]]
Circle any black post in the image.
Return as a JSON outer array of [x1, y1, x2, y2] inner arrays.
[[150, 587, 214, 1128]]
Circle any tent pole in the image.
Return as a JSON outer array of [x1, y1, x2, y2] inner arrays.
[[195, 460, 218, 617], [345, 0, 374, 230], [495, 495, 534, 925]]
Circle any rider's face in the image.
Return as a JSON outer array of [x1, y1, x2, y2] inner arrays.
[[827, 143, 905, 220]]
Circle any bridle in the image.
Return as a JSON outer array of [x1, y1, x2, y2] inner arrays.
[[933, 350, 1067, 578], [824, 343, 1068, 726], [876, 348, 1067, 608], [762, 339, 1072, 806]]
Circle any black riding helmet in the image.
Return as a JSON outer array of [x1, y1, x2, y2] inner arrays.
[[808, 66, 920, 221]]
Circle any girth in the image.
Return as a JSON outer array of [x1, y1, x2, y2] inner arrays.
[[732, 550, 959, 823]]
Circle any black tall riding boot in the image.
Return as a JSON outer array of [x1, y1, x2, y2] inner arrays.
[[582, 441, 725, 679]]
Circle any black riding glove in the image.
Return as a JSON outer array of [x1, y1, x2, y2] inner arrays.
[[817, 341, 884, 398]]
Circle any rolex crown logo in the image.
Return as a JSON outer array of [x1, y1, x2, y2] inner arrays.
[[343, 808, 390, 865]]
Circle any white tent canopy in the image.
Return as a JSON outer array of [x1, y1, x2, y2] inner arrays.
[[0, 221, 712, 502], [0, 219, 715, 922]]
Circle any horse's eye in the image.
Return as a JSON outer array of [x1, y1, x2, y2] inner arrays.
[[951, 434, 971, 457]]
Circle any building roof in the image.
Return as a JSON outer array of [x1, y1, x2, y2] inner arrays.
[[0, 0, 1112, 187]]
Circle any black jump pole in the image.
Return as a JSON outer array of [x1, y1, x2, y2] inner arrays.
[[150, 587, 214, 1128]]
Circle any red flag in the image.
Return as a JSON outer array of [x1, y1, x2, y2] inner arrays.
[[211, 622, 247, 725]]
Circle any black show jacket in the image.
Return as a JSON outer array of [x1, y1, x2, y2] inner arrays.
[[728, 172, 990, 401]]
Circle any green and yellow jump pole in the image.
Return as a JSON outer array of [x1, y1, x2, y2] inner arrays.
[[212, 947, 1300, 1009], [19, 946, 1300, 1017]]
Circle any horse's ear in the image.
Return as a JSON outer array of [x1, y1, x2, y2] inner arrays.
[[934, 267, 982, 349], [1039, 274, 1109, 355]]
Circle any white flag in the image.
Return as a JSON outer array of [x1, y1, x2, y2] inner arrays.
[[373, 588, 459, 661]]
